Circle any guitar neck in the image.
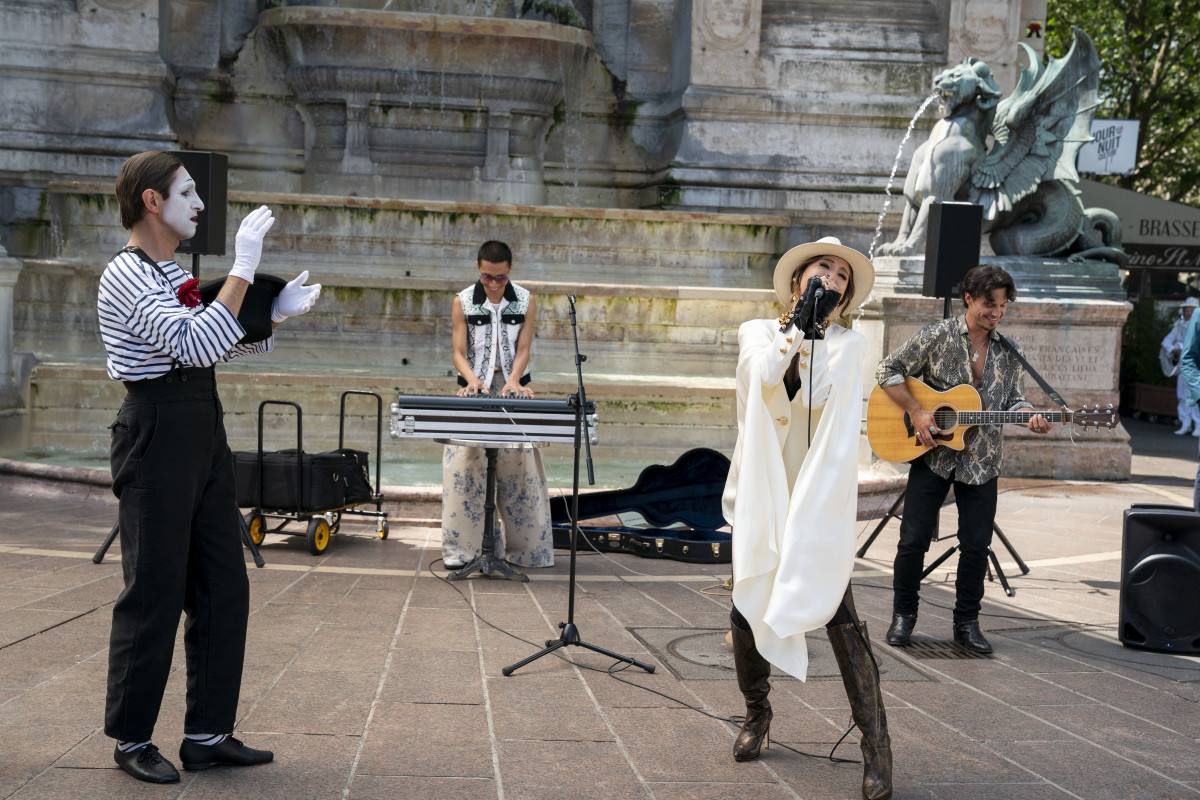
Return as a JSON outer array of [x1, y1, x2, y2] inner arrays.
[[957, 410, 1065, 425]]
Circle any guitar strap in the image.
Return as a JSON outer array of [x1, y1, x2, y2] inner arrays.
[[995, 331, 1068, 408]]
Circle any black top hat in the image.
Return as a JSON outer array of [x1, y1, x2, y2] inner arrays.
[[198, 273, 287, 344]]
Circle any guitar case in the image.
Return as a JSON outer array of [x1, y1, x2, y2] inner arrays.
[[550, 448, 732, 564]]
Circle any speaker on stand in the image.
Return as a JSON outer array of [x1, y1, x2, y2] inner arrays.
[[923, 201, 984, 316], [1119, 505, 1200, 653], [168, 151, 229, 278]]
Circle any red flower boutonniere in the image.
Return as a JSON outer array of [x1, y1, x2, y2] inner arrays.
[[177, 277, 201, 308]]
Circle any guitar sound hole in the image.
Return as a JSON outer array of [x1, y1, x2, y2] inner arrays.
[[933, 407, 957, 430]]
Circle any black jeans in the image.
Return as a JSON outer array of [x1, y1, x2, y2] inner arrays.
[[892, 458, 998, 622], [104, 368, 250, 742]]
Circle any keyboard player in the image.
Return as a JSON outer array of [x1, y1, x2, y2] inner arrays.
[[441, 241, 554, 570]]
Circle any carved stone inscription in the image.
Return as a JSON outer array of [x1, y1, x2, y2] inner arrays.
[[1006, 335, 1115, 393]]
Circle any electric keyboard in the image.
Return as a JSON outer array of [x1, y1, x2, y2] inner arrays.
[[389, 393, 598, 444]]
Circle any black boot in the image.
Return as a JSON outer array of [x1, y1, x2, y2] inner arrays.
[[730, 623, 772, 761], [827, 621, 893, 800], [953, 619, 993, 654], [885, 613, 916, 646]]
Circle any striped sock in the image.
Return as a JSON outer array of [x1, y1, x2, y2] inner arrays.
[[117, 740, 151, 753], [184, 733, 228, 746]]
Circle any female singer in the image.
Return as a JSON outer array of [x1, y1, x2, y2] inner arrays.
[[722, 237, 892, 800]]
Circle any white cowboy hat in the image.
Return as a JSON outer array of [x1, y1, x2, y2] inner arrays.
[[1182, 297, 1199, 308], [772, 236, 876, 311]]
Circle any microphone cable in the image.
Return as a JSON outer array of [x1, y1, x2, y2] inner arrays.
[[425, 555, 861, 766]]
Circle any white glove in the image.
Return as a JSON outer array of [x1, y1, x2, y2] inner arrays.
[[228, 205, 275, 283], [271, 270, 322, 323]]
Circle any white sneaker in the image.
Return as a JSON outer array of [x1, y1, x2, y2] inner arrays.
[[1175, 426, 1192, 435], [1192, 427, 1200, 437], [443, 555, 466, 569]]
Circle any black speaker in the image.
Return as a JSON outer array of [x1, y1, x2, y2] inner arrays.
[[169, 151, 228, 256], [1118, 505, 1200, 653], [922, 202, 983, 298]]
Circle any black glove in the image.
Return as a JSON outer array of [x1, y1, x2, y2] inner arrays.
[[810, 287, 843, 338], [798, 276, 844, 340], [781, 276, 821, 336]]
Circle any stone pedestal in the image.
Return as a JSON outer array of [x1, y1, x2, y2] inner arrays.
[[859, 255, 1131, 481]]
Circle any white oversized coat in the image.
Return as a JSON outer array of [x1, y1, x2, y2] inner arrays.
[[721, 319, 864, 681]]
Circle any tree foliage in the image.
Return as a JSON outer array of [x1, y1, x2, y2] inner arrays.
[[1047, 0, 1200, 206]]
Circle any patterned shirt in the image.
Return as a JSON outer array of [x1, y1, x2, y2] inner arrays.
[[876, 314, 1032, 485], [98, 249, 271, 381]]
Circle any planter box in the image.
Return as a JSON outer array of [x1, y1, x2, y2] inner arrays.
[[1132, 382, 1179, 419]]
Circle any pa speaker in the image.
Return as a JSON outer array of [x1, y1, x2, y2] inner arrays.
[[1118, 505, 1200, 653], [169, 151, 228, 256], [922, 202, 982, 299]]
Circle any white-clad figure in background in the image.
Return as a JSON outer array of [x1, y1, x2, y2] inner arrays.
[[1162, 297, 1200, 436]]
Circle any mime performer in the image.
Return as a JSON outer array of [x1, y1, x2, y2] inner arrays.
[[98, 151, 320, 783]]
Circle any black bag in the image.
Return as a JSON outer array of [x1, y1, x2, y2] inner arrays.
[[233, 449, 347, 511], [336, 448, 374, 504]]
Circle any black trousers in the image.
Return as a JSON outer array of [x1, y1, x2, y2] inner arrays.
[[104, 368, 250, 742], [892, 458, 998, 622]]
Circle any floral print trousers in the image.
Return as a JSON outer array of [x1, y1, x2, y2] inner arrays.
[[440, 441, 554, 568]]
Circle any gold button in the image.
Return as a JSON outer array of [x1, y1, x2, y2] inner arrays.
[[785, 336, 794, 344], [778, 417, 788, 426], [801, 348, 810, 356], [779, 347, 787, 354], [799, 361, 808, 369]]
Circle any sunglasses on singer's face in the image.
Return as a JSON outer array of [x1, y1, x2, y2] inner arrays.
[[479, 272, 509, 283]]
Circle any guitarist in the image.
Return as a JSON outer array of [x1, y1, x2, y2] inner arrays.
[[875, 265, 1052, 654]]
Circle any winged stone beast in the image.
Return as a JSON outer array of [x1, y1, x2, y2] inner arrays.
[[878, 28, 1126, 266]]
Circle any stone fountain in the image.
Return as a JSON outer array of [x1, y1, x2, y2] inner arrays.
[[5, 0, 1115, 490], [255, 4, 592, 203]]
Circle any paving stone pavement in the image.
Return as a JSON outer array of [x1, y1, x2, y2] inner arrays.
[[2, 417, 1199, 799]]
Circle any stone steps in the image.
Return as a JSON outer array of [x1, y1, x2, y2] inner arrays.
[[23, 363, 739, 465]]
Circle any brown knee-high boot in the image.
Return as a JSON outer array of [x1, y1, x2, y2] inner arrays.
[[827, 621, 893, 800], [730, 623, 772, 761]]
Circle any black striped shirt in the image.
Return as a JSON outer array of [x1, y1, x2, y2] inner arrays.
[[98, 250, 271, 381]]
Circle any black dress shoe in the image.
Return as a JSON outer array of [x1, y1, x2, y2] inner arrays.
[[953, 619, 994, 654], [885, 613, 917, 646], [179, 736, 274, 770], [114, 743, 180, 783]]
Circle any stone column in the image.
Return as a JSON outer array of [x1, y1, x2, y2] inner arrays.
[[0, 244, 24, 406]]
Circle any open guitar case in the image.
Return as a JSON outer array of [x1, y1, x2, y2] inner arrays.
[[549, 448, 732, 564]]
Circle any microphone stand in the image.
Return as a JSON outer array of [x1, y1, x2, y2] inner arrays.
[[502, 294, 655, 676]]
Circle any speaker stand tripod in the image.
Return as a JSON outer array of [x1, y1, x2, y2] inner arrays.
[[502, 294, 655, 677]]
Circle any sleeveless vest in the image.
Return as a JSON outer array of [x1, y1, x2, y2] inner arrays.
[[457, 281, 532, 387]]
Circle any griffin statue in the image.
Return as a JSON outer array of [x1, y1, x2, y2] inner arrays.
[[878, 28, 1126, 266]]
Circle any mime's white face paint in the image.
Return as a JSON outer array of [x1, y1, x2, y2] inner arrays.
[[161, 167, 204, 241]]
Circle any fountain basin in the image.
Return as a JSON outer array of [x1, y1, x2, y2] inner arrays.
[[258, 6, 594, 203]]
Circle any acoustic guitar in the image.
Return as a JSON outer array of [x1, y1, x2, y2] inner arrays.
[[866, 377, 1118, 463]]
